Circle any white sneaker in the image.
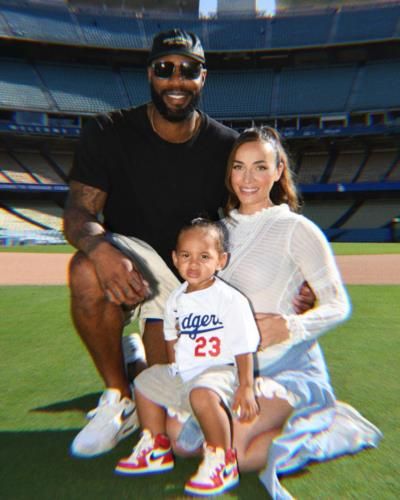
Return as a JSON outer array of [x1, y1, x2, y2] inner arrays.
[[70, 388, 139, 458]]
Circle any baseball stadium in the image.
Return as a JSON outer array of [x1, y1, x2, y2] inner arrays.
[[0, 0, 399, 498]]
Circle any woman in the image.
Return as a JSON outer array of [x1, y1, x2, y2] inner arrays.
[[172, 127, 382, 499]]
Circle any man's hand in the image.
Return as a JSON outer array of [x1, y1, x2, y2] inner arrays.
[[293, 281, 316, 314], [64, 181, 150, 306], [89, 240, 150, 306], [255, 313, 289, 349]]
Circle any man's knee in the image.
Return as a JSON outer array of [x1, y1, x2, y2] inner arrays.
[[69, 251, 106, 303], [69, 251, 108, 317], [69, 251, 98, 290]]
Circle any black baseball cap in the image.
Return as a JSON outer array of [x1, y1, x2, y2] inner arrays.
[[148, 28, 205, 65]]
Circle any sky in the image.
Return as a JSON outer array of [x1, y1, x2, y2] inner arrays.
[[199, 0, 276, 16]]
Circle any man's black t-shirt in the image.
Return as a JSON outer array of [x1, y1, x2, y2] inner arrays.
[[70, 104, 238, 270]]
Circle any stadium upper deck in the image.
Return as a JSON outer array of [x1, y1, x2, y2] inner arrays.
[[0, 1, 399, 123], [0, 0, 399, 51]]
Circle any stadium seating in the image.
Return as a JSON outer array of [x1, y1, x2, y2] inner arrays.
[[0, 2, 79, 44], [120, 69, 150, 106], [0, 59, 49, 110], [357, 149, 398, 183], [12, 151, 64, 184], [342, 199, 400, 229], [6, 56, 400, 119], [0, 3, 399, 50], [48, 151, 73, 180], [270, 11, 334, 48], [202, 70, 274, 118], [0, 7, 10, 37], [0, 201, 65, 247], [76, 12, 144, 48], [328, 151, 365, 184], [0, 2, 399, 244], [36, 63, 129, 113], [0, 151, 37, 184], [207, 18, 267, 50], [0, 206, 40, 231], [351, 60, 400, 112], [7, 201, 63, 230], [0, 170, 11, 183], [302, 200, 353, 229], [297, 153, 329, 184], [385, 156, 400, 181], [277, 65, 357, 115], [334, 3, 400, 43]]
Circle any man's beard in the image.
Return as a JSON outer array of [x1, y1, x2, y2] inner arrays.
[[150, 84, 200, 122]]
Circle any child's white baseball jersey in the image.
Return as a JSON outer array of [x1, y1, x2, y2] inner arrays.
[[164, 277, 260, 382]]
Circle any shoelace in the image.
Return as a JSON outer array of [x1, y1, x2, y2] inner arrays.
[[86, 400, 111, 419], [196, 448, 225, 480], [86, 393, 122, 419], [130, 432, 153, 464]]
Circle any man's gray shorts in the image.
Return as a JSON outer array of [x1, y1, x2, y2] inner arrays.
[[106, 233, 179, 322]]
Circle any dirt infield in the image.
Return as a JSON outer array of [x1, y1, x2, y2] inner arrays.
[[0, 253, 72, 285], [0, 252, 399, 285]]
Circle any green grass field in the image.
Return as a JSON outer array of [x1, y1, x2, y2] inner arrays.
[[0, 242, 399, 255], [0, 244, 399, 499], [0, 244, 75, 254]]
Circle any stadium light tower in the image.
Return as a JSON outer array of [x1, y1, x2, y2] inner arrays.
[[217, 0, 257, 16], [217, 0, 276, 16], [260, 0, 276, 15]]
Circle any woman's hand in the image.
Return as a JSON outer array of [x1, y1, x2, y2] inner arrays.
[[255, 313, 290, 350]]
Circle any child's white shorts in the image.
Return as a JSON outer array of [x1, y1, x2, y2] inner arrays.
[[135, 363, 238, 423]]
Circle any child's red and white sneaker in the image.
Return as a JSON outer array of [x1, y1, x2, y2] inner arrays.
[[115, 429, 174, 475], [184, 445, 239, 496]]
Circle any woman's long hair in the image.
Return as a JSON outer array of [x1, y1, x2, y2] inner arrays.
[[224, 126, 300, 215]]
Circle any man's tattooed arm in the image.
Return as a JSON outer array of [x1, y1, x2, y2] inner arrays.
[[63, 180, 108, 255]]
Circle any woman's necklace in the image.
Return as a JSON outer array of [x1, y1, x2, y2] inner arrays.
[[149, 105, 201, 143]]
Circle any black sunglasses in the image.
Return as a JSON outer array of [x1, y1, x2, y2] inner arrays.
[[151, 61, 203, 80]]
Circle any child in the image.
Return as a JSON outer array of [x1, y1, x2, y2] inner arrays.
[[115, 218, 260, 496]]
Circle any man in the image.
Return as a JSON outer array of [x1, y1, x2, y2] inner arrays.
[[64, 29, 239, 458], [64, 28, 313, 458]]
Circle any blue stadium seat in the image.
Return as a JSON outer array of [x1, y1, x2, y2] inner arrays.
[[37, 64, 129, 113], [202, 69, 274, 118], [0, 3, 79, 43], [334, 4, 400, 43], [351, 60, 400, 111], [277, 65, 357, 115], [120, 69, 150, 106], [76, 12, 145, 48], [0, 3, 399, 51], [207, 18, 268, 50], [0, 59, 49, 110], [270, 11, 334, 48], [0, 8, 11, 37]]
